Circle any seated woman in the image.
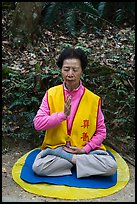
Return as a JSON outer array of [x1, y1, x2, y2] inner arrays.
[[32, 47, 117, 178]]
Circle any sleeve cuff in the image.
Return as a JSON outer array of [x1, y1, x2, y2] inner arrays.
[[58, 111, 67, 121], [82, 143, 93, 153]]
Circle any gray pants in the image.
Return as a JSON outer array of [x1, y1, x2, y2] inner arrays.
[[32, 150, 117, 178]]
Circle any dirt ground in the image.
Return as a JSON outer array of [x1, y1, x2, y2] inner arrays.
[[2, 142, 135, 202]]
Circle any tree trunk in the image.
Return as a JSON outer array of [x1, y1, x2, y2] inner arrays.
[[10, 2, 44, 47]]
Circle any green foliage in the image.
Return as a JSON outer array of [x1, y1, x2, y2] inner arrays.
[[96, 2, 135, 26], [42, 2, 100, 36], [59, 42, 92, 54], [2, 2, 16, 10], [2, 66, 62, 140], [114, 2, 135, 26], [2, 63, 14, 78], [42, 2, 135, 36], [82, 63, 135, 150]]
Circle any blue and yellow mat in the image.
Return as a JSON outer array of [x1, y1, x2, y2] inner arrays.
[[20, 149, 117, 188], [12, 146, 130, 200]]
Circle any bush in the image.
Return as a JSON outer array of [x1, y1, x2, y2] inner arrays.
[[2, 66, 62, 141]]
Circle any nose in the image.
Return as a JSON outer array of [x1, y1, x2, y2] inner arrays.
[[68, 69, 74, 77]]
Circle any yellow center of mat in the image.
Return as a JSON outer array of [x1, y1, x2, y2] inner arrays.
[[12, 146, 130, 200]]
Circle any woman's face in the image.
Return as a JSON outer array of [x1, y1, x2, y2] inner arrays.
[[61, 58, 83, 91]]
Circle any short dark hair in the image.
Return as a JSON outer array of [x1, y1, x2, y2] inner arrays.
[[56, 47, 88, 70]]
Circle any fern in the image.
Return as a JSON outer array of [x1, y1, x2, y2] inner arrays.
[[65, 8, 77, 36], [42, 2, 135, 35], [9, 100, 23, 109], [97, 2, 106, 17], [43, 2, 62, 27], [77, 2, 99, 17], [115, 9, 124, 24], [42, 2, 99, 36]]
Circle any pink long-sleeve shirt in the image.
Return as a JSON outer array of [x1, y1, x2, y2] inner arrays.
[[33, 82, 106, 153]]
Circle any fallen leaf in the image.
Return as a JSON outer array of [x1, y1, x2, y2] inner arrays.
[[29, 60, 37, 65], [2, 167, 7, 173]]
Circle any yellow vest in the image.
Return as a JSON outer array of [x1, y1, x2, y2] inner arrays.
[[41, 85, 106, 150]]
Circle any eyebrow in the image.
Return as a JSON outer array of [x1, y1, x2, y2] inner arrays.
[[62, 66, 79, 69]]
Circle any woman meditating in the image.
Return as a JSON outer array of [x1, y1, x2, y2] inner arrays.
[[32, 47, 117, 178]]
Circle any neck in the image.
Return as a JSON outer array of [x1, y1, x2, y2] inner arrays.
[[65, 82, 80, 92]]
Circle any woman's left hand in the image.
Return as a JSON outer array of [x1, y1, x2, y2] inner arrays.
[[63, 146, 86, 154]]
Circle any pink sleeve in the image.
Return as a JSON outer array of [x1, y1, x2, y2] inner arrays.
[[83, 106, 106, 153], [33, 92, 67, 131]]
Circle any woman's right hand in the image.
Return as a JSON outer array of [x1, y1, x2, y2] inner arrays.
[[64, 95, 71, 117]]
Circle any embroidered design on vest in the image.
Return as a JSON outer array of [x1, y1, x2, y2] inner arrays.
[[81, 119, 90, 128], [81, 132, 89, 142], [81, 119, 90, 144]]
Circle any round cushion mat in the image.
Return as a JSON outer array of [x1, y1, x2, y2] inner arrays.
[[12, 146, 130, 200]]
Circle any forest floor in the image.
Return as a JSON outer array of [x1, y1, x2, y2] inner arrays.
[[2, 139, 135, 202]]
